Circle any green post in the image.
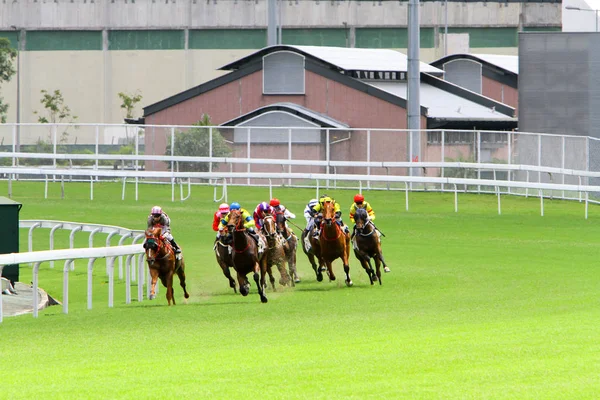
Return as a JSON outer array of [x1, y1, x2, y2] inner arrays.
[[0, 197, 22, 285]]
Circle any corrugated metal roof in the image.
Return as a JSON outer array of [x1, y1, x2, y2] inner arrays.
[[290, 45, 443, 74], [220, 102, 349, 128], [368, 81, 516, 120], [470, 53, 519, 74]]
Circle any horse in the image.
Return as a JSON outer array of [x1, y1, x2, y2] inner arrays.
[[319, 200, 352, 286], [301, 223, 324, 281], [262, 214, 292, 287], [214, 226, 237, 293], [143, 226, 190, 305], [227, 209, 269, 303], [275, 212, 300, 283], [352, 207, 390, 285]]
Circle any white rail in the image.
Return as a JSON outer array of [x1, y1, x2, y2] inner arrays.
[[0, 244, 145, 323]]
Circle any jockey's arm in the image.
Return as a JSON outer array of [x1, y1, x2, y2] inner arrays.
[[242, 210, 256, 229], [366, 202, 376, 220], [218, 214, 230, 232], [333, 202, 341, 214], [212, 213, 220, 231], [349, 203, 357, 223], [284, 209, 296, 219]]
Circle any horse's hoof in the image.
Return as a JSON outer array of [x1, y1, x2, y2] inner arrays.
[[294, 278, 301, 283], [384, 267, 391, 273], [345, 279, 353, 287], [316, 272, 323, 282], [184, 293, 190, 299], [261, 296, 268, 303], [149, 294, 155, 300]]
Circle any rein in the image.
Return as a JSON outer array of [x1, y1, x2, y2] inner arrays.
[[357, 220, 376, 237]]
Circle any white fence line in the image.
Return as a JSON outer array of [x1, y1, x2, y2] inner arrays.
[[0, 244, 145, 323]]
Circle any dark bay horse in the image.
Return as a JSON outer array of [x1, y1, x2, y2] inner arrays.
[[214, 226, 237, 293], [319, 201, 352, 286], [301, 222, 324, 282], [275, 213, 300, 283], [262, 214, 292, 287], [352, 208, 390, 285], [144, 226, 190, 305], [227, 209, 268, 303]]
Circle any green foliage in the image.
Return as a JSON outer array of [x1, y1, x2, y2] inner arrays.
[[165, 114, 231, 172], [443, 151, 477, 179], [118, 91, 143, 119], [0, 37, 17, 123]]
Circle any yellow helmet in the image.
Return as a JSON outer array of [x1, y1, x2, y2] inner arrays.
[[321, 196, 332, 203]]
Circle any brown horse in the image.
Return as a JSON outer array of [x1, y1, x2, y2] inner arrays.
[[262, 214, 292, 287], [352, 207, 390, 285], [275, 212, 300, 283], [214, 226, 237, 293], [227, 209, 269, 303], [144, 226, 190, 305], [319, 201, 352, 286]]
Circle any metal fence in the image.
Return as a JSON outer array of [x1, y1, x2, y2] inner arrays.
[[0, 123, 595, 199]]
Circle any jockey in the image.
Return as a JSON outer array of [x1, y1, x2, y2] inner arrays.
[[213, 203, 230, 238], [269, 198, 296, 231], [219, 202, 265, 251], [311, 195, 349, 235], [303, 198, 319, 234], [147, 205, 181, 254], [253, 201, 274, 231], [349, 193, 376, 239]]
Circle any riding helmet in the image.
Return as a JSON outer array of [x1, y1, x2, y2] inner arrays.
[[259, 202, 271, 213], [269, 198, 280, 207], [218, 203, 230, 215], [151, 206, 162, 215], [230, 202, 241, 210], [354, 194, 365, 203]]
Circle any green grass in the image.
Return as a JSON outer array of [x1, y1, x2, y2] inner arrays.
[[1, 181, 599, 399]]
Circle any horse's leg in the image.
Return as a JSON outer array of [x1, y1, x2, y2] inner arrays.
[[255, 260, 268, 303], [218, 256, 237, 293], [148, 268, 159, 300], [373, 253, 382, 285], [277, 251, 291, 287], [165, 271, 175, 306], [378, 243, 391, 273], [289, 239, 300, 284], [325, 259, 336, 281], [354, 249, 374, 285], [236, 270, 250, 296], [343, 238, 353, 287], [176, 259, 190, 300]]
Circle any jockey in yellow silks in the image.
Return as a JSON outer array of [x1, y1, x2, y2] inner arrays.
[[349, 193, 375, 224], [311, 194, 349, 235], [218, 202, 265, 252]]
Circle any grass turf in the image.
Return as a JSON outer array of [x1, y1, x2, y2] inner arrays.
[[0, 181, 599, 399]]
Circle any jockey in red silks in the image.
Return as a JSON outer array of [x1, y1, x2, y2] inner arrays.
[[147, 205, 181, 254], [213, 203, 230, 238], [253, 201, 274, 231]]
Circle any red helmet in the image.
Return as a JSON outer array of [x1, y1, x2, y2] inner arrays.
[[270, 198, 280, 207], [354, 194, 364, 203]]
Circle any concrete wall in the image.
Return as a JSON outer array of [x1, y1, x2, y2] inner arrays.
[[1, 1, 560, 30]]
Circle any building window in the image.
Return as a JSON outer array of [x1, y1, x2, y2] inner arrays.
[[263, 51, 305, 95]]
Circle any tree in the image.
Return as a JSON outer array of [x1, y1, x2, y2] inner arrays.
[[118, 91, 143, 119], [165, 114, 231, 172], [0, 37, 17, 123], [33, 89, 78, 144]]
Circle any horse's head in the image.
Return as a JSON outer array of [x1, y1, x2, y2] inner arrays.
[[275, 212, 286, 232], [262, 214, 277, 239], [227, 209, 244, 231], [354, 208, 369, 232], [144, 226, 165, 264], [322, 200, 336, 225]]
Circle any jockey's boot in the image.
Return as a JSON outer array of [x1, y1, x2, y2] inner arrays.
[[170, 239, 182, 254]]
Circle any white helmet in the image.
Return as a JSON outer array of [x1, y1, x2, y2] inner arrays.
[[308, 199, 318, 207]]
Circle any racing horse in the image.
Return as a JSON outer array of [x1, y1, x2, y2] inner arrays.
[[352, 207, 390, 285], [319, 200, 352, 286], [301, 223, 323, 281], [144, 226, 190, 305], [262, 214, 292, 287], [275, 212, 300, 283], [214, 226, 237, 293], [227, 209, 269, 303]]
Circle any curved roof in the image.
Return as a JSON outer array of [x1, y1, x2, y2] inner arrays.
[[220, 45, 444, 75], [431, 53, 518, 76]]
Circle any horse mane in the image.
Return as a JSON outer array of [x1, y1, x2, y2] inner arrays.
[[146, 225, 163, 237]]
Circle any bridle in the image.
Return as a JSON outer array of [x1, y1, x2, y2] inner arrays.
[[144, 230, 171, 264]]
